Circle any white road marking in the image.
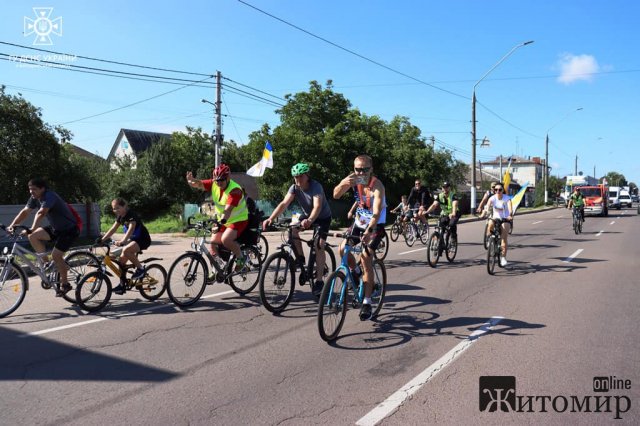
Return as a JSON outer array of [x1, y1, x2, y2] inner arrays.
[[356, 316, 504, 426], [563, 249, 584, 263], [532, 220, 543, 225], [609, 221, 615, 225], [398, 247, 428, 255], [596, 230, 604, 237], [556, 215, 564, 219], [20, 289, 235, 338]]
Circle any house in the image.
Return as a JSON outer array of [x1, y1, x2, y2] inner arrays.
[[106, 129, 172, 168], [479, 155, 546, 188], [64, 142, 104, 162]]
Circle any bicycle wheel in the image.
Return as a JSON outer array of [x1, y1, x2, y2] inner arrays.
[[509, 220, 514, 235], [483, 221, 490, 249], [259, 252, 295, 313], [0, 261, 28, 318], [370, 259, 387, 318], [64, 250, 101, 304], [389, 223, 400, 242], [167, 252, 208, 308], [257, 234, 269, 260], [404, 223, 416, 247], [426, 233, 441, 267], [137, 264, 167, 300], [577, 218, 583, 234], [75, 271, 112, 313], [375, 230, 389, 260], [573, 215, 579, 234], [227, 246, 261, 296], [445, 233, 457, 262], [313, 245, 337, 283], [317, 270, 348, 342], [419, 222, 430, 245], [487, 236, 497, 275]]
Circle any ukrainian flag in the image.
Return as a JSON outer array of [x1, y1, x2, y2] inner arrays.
[[247, 141, 274, 177]]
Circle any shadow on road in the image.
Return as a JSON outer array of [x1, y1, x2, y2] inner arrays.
[[0, 326, 178, 382]]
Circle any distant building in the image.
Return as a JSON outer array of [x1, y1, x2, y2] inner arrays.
[[480, 155, 546, 188], [62, 142, 105, 162], [106, 128, 171, 169]]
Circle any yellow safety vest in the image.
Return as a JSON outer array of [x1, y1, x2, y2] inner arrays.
[[211, 179, 248, 224]]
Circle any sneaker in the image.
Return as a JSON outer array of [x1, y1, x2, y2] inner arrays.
[[55, 282, 72, 297], [500, 256, 508, 267], [131, 267, 146, 280], [312, 280, 323, 299], [112, 284, 126, 295], [359, 303, 372, 321], [234, 256, 247, 272]]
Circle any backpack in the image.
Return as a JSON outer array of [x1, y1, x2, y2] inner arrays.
[[238, 207, 263, 245], [67, 203, 83, 232]]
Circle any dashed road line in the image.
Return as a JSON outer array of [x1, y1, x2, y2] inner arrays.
[[609, 221, 616, 225], [398, 247, 428, 255], [532, 220, 543, 225], [596, 230, 604, 237], [20, 289, 235, 338], [356, 316, 504, 426], [563, 249, 584, 263]]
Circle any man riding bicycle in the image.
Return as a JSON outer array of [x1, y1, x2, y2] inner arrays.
[[186, 164, 249, 271], [263, 162, 333, 298], [408, 179, 432, 226], [333, 154, 386, 321], [486, 183, 513, 267], [567, 187, 586, 222], [425, 181, 460, 239]]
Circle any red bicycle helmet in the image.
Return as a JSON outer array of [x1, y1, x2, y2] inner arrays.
[[213, 163, 231, 180]]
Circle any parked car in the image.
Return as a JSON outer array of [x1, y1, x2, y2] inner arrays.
[[631, 194, 639, 203]]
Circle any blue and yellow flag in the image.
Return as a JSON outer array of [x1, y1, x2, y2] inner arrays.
[[511, 181, 529, 215], [247, 141, 273, 177]]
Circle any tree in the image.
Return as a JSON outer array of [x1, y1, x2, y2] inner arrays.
[[0, 85, 104, 204], [603, 171, 627, 187]]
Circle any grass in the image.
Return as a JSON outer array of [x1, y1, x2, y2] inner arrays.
[[101, 212, 185, 234]]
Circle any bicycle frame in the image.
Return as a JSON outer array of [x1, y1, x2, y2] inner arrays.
[[328, 238, 365, 307], [1, 237, 54, 290]]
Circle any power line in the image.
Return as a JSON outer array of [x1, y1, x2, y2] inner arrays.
[[237, 0, 468, 100], [60, 75, 215, 125], [222, 84, 285, 108], [0, 40, 211, 77], [475, 99, 540, 139], [222, 93, 244, 144], [221, 76, 284, 101]]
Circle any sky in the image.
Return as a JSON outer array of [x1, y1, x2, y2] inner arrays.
[[1, 0, 639, 184]]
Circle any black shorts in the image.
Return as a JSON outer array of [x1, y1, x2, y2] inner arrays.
[[349, 223, 386, 250], [131, 236, 151, 251], [302, 215, 331, 239], [43, 226, 79, 252]]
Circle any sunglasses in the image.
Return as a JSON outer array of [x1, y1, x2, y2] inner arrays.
[[214, 178, 227, 183], [354, 167, 371, 173], [495, 188, 504, 192]]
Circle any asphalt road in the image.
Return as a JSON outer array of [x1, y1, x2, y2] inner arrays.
[[1, 206, 638, 425]]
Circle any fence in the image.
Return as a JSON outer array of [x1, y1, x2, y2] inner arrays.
[[0, 203, 101, 239]]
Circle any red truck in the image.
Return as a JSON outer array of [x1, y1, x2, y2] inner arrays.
[[580, 184, 609, 216]]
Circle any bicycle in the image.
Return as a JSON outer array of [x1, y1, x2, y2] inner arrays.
[[572, 206, 583, 234], [486, 218, 511, 275], [166, 217, 262, 308], [74, 240, 167, 312], [388, 213, 404, 242], [258, 220, 336, 313], [317, 229, 387, 342], [403, 209, 429, 247], [0, 224, 100, 317], [426, 215, 458, 267]]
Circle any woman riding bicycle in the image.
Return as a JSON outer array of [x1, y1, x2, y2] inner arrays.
[[487, 183, 513, 267]]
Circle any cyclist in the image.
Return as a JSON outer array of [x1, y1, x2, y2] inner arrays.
[[486, 183, 513, 267], [263, 163, 333, 298], [567, 187, 586, 222], [333, 154, 387, 321], [408, 179, 432, 226], [476, 181, 500, 218], [390, 195, 412, 223], [6, 178, 79, 297], [97, 198, 151, 294], [425, 181, 461, 239], [186, 164, 249, 271]]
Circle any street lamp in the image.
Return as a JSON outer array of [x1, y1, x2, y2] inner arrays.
[[471, 40, 534, 209], [201, 98, 221, 167], [544, 107, 583, 204]]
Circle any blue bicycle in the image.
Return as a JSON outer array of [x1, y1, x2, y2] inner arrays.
[[317, 230, 387, 342]]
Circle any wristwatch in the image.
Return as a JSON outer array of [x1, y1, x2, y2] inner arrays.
[[220, 218, 227, 225]]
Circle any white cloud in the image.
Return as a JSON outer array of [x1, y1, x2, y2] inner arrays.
[[556, 53, 600, 84]]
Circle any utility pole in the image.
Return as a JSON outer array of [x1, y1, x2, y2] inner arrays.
[[428, 135, 435, 148], [574, 155, 578, 176], [215, 70, 223, 167], [499, 155, 503, 179]]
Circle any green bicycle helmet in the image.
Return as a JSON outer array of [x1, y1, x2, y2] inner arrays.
[[291, 163, 310, 177]]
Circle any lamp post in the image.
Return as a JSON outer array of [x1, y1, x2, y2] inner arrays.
[[201, 98, 221, 167], [544, 107, 583, 204], [471, 40, 534, 210]]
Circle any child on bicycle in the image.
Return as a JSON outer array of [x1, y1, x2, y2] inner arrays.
[[97, 198, 151, 294], [390, 195, 412, 223]]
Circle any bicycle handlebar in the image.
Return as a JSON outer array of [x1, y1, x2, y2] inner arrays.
[[0, 223, 32, 236]]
